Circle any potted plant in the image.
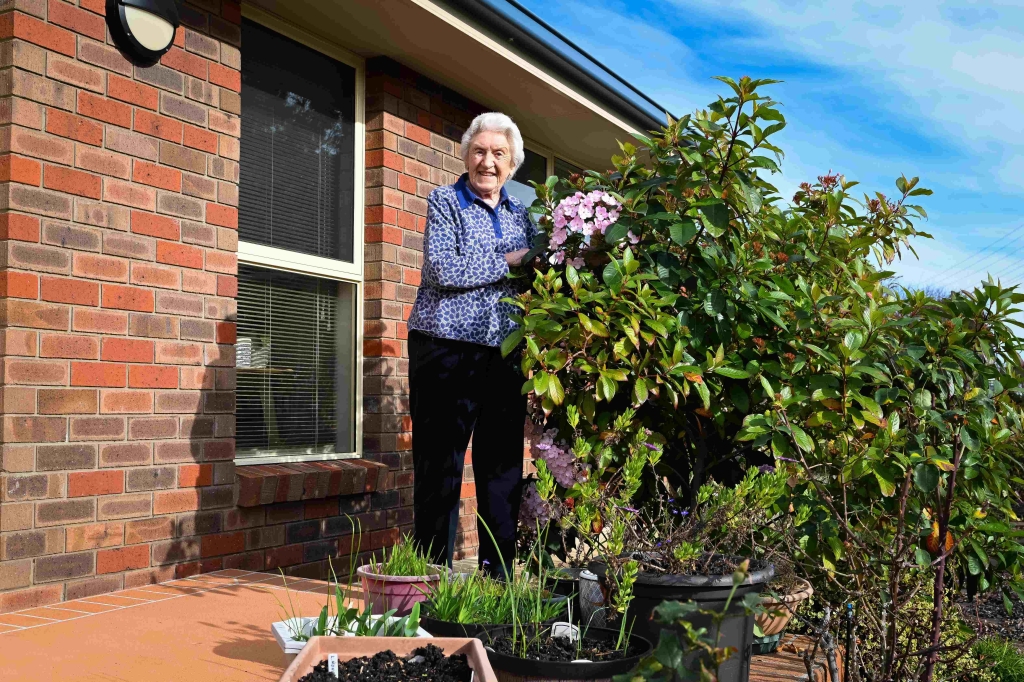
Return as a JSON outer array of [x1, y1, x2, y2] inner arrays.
[[278, 638, 497, 682], [419, 557, 568, 638], [750, 559, 813, 654], [357, 534, 445, 615]]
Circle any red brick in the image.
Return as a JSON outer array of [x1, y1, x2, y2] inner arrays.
[[97, 545, 149, 574], [0, 214, 41, 241], [160, 47, 208, 79], [66, 522, 124, 551], [156, 242, 202, 269], [6, 13, 76, 57], [47, 0, 107, 41], [4, 358, 66, 385], [0, 155, 43, 185], [208, 63, 241, 92], [103, 180, 157, 211], [46, 54, 105, 93], [177, 463, 213, 487], [68, 470, 124, 498], [76, 147, 132, 179], [101, 338, 154, 363], [128, 365, 177, 389], [134, 110, 183, 143], [78, 92, 132, 128], [100, 389, 152, 413], [71, 362, 126, 387], [107, 74, 159, 110], [215, 322, 236, 344], [80, 0, 105, 13], [131, 210, 180, 239], [101, 284, 154, 312], [73, 253, 129, 282], [183, 125, 218, 153], [0, 271, 39, 299], [153, 489, 199, 514], [132, 160, 181, 192], [131, 263, 179, 289], [39, 333, 99, 359], [10, 128, 74, 165], [154, 341, 202, 365], [0, 585, 63, 613], [40, 276, 99, 305], [364, 339, 402, 357], [405, 123, 431, 146], [205, 203, 237, 228], [204, 250, 236, 274], [216, 275, 237, 298], [37, 387, 98, 413], [43, 165, 102, 199], [73, 308, 128, 335]]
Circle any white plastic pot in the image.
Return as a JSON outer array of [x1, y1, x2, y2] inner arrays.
[[271, 615, 433, 658]]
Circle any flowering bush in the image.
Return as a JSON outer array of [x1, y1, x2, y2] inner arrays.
[[508, 77, 1024, 682], [547, 189, 627, 266]]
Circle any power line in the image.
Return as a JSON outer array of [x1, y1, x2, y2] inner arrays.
[[932, 223, 1024, 289]]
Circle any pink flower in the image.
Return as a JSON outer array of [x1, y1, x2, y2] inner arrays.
[[577, 203, 593, 220], [627, 230, 640, 244], [549, 250, 565, 264], [602, 193, 619, 207], [569, 257, 585, 268], [595, 206, 609, 221], [553, 210, 567, 229], [569, 215, 586, 233], [549, 226, 568, 246]]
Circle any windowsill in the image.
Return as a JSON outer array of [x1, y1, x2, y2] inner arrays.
[[235, 460, 389, 507]]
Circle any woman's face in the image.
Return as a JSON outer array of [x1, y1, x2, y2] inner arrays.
[[466, 130, 512, 197]]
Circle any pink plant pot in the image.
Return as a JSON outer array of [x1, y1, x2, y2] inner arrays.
[[356, 564, 444, 615]]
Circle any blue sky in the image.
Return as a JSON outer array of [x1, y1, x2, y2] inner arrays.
[[518, 0, 1024, 294]]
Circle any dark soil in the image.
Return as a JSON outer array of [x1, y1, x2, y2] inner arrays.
[[297, 644, 472, 682], [489, 634, 643, 663], [957, 589, 1024, 645]]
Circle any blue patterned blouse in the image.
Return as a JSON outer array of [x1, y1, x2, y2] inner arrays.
[[408, 174, 536, 347]]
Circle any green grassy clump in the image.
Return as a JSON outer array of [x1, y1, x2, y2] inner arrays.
[[973, 638, 1024, 682], [425, 570, 565, 625], [367, 535, 433, 577]]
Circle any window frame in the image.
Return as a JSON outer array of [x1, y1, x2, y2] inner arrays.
[[236, 6, 366, 466]]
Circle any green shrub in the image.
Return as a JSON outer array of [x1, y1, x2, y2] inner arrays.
[[973, 639, 1024, 682]]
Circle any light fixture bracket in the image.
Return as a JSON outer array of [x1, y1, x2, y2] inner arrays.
[[106, 0, 181, 66]]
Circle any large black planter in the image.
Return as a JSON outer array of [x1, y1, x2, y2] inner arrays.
[[593, 559, 773, 682], [478, 624, 652, 681]]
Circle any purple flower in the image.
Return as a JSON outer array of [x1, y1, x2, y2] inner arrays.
[[758, 464, 775, 474]]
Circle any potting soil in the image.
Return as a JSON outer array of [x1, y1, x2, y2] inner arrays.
[[297, 644, 472, 682], [489, 634, 643, 663]]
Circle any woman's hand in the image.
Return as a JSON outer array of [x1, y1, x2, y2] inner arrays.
[[505, 248, 531, 267]]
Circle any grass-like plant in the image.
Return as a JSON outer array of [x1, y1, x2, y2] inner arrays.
[[424, 565, 565, 625], [366, 534, 432, 577], [972, 638, 1024, 682], [274, 517, 423, 641]]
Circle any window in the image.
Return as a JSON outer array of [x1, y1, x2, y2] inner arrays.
[[237, 16, 363, 462], [554, 156, 584, 179], [505, 147, 548, 208]]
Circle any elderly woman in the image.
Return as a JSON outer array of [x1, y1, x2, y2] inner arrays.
[[407, 112, 535, 573]]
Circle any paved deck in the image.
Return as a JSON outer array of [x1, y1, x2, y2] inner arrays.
[[0, 569, 835, 681]]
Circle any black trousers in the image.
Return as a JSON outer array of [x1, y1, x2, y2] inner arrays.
[[409, 330, 525, 573]]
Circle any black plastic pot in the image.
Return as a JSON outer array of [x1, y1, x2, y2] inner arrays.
[[478, 625, 652, 681], [542, 568, 582, 624], [420, 595, 569, 639], [592, 558, 774, 682]]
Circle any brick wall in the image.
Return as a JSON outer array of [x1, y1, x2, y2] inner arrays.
[[0, 3, 541, 613], [0, 0, 243, 612]]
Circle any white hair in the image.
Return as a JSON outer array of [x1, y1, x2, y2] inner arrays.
[[460, 112, 525, 173]]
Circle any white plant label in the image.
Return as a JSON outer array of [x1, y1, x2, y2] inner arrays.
[[327, 653, 339, 677]]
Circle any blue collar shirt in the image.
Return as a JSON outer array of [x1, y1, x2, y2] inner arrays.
[[408, 174, 536, 347]]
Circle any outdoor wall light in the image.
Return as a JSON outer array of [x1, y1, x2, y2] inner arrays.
[[106, 0, 181, 66]]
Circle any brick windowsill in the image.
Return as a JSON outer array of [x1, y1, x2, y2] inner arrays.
[[235, 460, 389, 507]]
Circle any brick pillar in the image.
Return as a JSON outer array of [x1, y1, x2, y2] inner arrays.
[[362, 58, 488, 559], [0, 0, 241, 612]]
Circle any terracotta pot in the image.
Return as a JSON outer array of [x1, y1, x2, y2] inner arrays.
[[278, 636, 497, 682], [357, 564, 444, 615], [754, 578, 813, 637]]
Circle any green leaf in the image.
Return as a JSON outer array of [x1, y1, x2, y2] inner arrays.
[[548, 373, 565, 405], [913, 463, 939, 493], [714, 366, 751, 379], [533, 371, 549, 395], [500, 328, 524, 358], [633, 377, 649, 405], [603, 262, 622, 290], [669, 220, 698, 245], [730, 386, 750, 413], [700, 203, 730, 236], [604, 222, 628, 244], [873, 466, 897, 497], [695, 379, 711, 409], [790, 424, 814, 452], [565, 263, 580, 288], [915, 548, 932, 567]]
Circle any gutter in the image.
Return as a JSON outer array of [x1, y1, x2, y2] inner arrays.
[[437, 0, 673, 134]]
